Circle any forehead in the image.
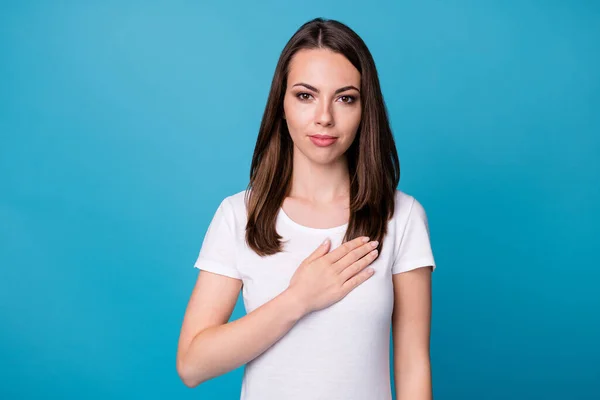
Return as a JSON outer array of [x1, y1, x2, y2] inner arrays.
[[287, 48, 360, 88]]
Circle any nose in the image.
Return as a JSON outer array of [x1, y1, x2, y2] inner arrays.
[[315, 101, 334, 127]]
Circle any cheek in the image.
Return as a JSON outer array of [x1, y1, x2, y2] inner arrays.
[[340, 108, 362, 134], [284, 104, 311, 134]]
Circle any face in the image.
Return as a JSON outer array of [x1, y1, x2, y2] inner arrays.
[[283, 48, 362, 164]]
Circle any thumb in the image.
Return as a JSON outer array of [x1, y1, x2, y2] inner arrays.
[[305, 238, 331, 263]]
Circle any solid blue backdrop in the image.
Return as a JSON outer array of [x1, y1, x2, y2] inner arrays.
[[1, 1, 598, 399]]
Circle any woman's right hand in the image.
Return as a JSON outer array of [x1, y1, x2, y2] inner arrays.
[[287, 236, 380, 315]]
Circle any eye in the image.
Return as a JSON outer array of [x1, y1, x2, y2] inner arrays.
[[296, 92, 313, 101], [338, 95, 356, 104]]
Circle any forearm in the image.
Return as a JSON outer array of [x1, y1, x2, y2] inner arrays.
[[394, 357, 433, 400], [179, 288, 307, 387]]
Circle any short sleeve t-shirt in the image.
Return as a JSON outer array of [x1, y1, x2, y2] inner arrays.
[[193, 189, 436, 400]]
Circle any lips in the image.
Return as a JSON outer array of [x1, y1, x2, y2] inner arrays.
[[309, 135, 337, 139], [309, 135, 338, 147]]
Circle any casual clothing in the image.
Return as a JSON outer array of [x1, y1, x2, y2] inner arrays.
[[194, 189, 436, 400]]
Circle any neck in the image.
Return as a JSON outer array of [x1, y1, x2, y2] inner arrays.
[[288, 148, 350, 204]]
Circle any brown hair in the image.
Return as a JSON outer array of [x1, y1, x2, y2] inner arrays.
[[244, 17, 400, 257]]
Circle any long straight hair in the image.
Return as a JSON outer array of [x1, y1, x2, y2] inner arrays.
[[244, 17, 400, 257]]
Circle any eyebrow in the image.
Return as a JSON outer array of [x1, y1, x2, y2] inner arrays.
[[291, 82, 360, 95]]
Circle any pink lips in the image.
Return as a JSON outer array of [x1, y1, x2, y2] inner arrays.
[[309, 135, 338, 147]]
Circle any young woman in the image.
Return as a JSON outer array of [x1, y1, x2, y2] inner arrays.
[[177, 17, 437, 400]]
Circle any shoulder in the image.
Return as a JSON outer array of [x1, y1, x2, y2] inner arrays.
[[223, 189, 248, 214], [393, 189, 416, 217], [394, 189, 414, 209], [219, 189, 249, 229], [392, 189, 428, 226]]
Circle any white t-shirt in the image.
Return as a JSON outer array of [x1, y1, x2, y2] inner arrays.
[[193, 189, 436, 400]]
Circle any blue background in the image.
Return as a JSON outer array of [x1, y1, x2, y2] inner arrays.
[[1, 1, 598, 399]]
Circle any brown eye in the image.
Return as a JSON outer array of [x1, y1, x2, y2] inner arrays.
[[339, 95, 355, 104], [297, 93, 313, 101]]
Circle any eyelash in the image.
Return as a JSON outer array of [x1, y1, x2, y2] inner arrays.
[[296, 92, 357, 104]]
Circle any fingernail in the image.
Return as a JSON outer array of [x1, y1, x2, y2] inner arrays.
[[322, 238, 330, 246], [362, 236, 370, 243]]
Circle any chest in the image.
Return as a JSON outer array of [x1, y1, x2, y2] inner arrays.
[[280, 198, 350, 230], [236, 232, 396, 323]]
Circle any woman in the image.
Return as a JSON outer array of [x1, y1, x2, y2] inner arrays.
[[177, 17, 436, 400]]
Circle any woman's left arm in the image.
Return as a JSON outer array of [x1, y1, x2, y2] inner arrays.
[[392, 266, 434, 400]]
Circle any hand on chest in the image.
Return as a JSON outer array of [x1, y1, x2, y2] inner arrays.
[[237, 233, 394, 319]]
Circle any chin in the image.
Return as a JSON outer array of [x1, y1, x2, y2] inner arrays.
[[310, 150, 346, 165]]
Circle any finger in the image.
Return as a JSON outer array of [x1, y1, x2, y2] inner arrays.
[[333, 240, 378, 273], [338, 248, 378, 281], [305, 238, 331, 264], [341, 266, 375, 293], [323, 236, 370, 264]]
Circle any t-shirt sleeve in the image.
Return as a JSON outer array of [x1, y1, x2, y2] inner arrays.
[[391, 197, 437, 274], [193, 197, 242, 280]]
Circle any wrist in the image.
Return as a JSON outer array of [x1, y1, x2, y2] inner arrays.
[[281, 287, 310, 321]]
